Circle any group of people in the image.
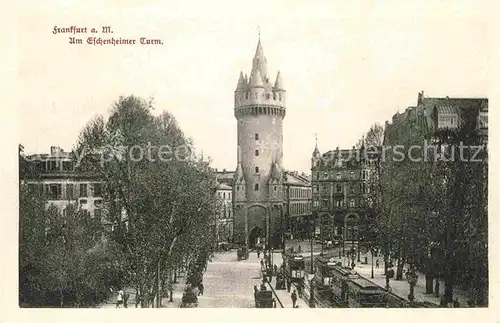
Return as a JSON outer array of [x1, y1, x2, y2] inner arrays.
[[115, 288, 130, 308]]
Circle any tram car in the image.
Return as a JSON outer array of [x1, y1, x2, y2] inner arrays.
[[254, 290, 274, 308], [345, 274, 386, 308], [314, 257, 351, 307], [283, 250, 305, 283]]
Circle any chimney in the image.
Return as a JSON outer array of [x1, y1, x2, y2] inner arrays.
[[418, 91, 424, 105]]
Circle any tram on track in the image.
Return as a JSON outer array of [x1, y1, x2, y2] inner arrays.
[[283, 250, 305, 283], [314, 256, 387, 308]]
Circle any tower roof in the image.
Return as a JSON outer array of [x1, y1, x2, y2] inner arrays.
[[269, 162, 283, 183], [234, 163, 245, 183], [274, 70, 284, 90], [249, 69, 264, 88], [251, 38, 268, 82], [236, 71, 246, 91]]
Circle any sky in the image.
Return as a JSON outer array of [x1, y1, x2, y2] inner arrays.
[[13, 0, 498, 174]]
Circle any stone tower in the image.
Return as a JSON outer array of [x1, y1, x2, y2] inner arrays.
[[233, 37, 286, 249]]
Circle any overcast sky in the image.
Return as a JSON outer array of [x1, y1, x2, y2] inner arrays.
[[15, 0, 497, 173]]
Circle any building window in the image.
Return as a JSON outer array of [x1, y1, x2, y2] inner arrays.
[[254, 183, 259, 191], [47, 160, 58, 172], [362, 171, 366, 180], [79, 183, 88, 197], [236, 186, 240, 191], [255, 149, 259, 156], [49, 184, 62, 200], [350, 171, 355, 179], [322, 199, 328, 207], [245, 92, 249, 99], [336, 172, 341, 180], [266, 93, 270, 100], [274, 186, 277, 191], [350, 199, 355, 208], [336, 200, 342, 208], [223, 192, 226, 199], [80, 199, 88, 204], [361, 183, 366, 194], [350, 186, 355, 194], [255, 166, 259, 173], [93, 183, 102, 197], [336, 185, 342, 193], [255, 133, 259, 140], [66, 184, 74, 200]]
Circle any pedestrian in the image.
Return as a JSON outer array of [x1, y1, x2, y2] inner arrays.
[[286, 278, 291, 293], [198, 282, 204, 295], [273, 298, 276, 308], [297, 283, 303, 297], [257, 249, 261, 259], [123, 291, 130, 308], [116, 288, 124, 308], [274, 264, 278, 275], [291, 290, 297, 308], [376, 259, 380, 268], [298, 245, 302, 254], [260, 259, 264, 270]]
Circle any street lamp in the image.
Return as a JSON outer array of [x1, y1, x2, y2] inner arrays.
[[407, 268, 419, 302], [309, 216, 315, 308], [371, 249, 374, 278]]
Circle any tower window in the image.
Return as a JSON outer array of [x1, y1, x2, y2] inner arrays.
[[254, 183, 259, 191], [274, 186, 277, 191], [255, 150, 259, 156], [255, 133, 259, 140], [245, 92, 249, 99], [266, 93, 270, 100], [255, 166, 259, 173], [273, 93, 277, 100]]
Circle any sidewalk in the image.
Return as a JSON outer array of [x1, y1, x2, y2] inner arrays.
[[100, 276, 187, 308], [353, 253, 469, 307]]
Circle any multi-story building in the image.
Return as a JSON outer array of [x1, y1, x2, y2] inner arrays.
[[311, 143, 374, 246], [215, 182, 233, 243], [384, 91, 488, 146], [283, 171, 312, 241], [21, 146, 123, 231], [232, 37, 287, 249]]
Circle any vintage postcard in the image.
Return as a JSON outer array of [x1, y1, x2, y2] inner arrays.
[[2, 1, 499, 323]]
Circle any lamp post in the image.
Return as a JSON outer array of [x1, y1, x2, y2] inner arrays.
[[309, 215, 315, 308], [371, 249, 374, 278]]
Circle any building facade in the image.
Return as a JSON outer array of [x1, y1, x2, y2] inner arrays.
[[22, 146, 123, 231], [311, 144, 374, 246], [283, 171, 312, 241], [215, 182, 234, 243], [232, 37, 287, 248]]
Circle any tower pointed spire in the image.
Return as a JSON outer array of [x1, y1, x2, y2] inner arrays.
[[313, 133, 320, 157], [236, 71, 246, 91], [251, 33, 268, 82], [274, 70, 284, 90]]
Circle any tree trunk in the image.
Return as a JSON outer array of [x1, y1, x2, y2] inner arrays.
[[444, 273, 453, 303], [396, 255, 404, 281], [425, 272, 434, 294], [384, 253, 388, 275]]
